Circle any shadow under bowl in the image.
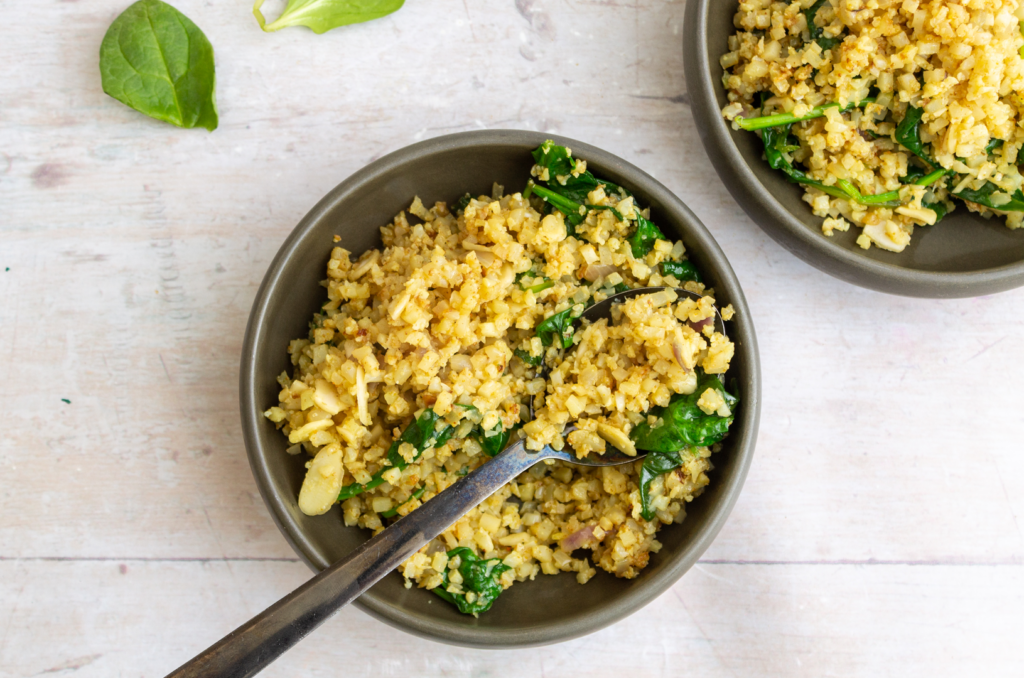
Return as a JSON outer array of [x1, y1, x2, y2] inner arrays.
[[239, 130, 761, 648], [683, 0, 1024, 298]]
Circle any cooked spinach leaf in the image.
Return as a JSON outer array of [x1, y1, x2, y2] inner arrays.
[[628, 214, 667, 259], [985, 138, 1004, 155], [338, 409, 454, 500], [432, 547, 510, 615], [514, 347, 544, 367], [761, 125, 900, 206], [254, 0, 404, 34], [952, 183, 1024, 212], [536, 304, 583, 349], [661, 260, 702, 283], [804, 0, 844, 50], [531, 140, 630, 202], [631, 372, 738, 521], [99, 0, 218, 131], [630, 372, 737, 454], [736, 98, 874, 131], [476, 422, 513, 457], [453, 193, 472, 213], [516, 269, 554, 295], [637, 449, 688, 522], [530, 183, 586, 232], [895, 106, 940, 168]]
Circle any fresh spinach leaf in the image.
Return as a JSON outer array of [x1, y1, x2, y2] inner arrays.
[[99, 0, 218, 131], [629, 214, 666, 258], [637, 449, 688, 522], [661, 260, 702, 283], [379, 487, 425, 518], [630, 372, 737, 454], [536, 304, 583, 349], [338, 409, 454, 500], [432, 547, 510, 615], [254, 0, 404, 34]]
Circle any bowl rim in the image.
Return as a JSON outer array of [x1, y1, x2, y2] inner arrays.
[[683, 0, 1024, 299], [239, 129, 762, 647]]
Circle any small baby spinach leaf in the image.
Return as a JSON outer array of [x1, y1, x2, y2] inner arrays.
[[661, 260, 702, 283], [254, 0, 405, 34], [99, 0, 218, 131], [432, 547, 510, 615]]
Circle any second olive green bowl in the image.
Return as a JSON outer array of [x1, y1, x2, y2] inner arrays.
[[683, 0, 1024, 298]]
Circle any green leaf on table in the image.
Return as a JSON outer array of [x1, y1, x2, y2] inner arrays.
[[99, 0, 218, 131], [432, 547, 510, 615], [254, 0, 405, 34]]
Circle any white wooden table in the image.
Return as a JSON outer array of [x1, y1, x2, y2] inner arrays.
[[2, 0, 1023, 675]]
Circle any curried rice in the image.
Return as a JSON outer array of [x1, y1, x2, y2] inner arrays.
[[264, 144, 736, 613], [721, 0, 1024, 252]]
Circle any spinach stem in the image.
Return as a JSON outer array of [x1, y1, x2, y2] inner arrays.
[[736, 98, 876, 131]]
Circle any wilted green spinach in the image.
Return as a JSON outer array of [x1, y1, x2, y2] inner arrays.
[[432, 547, 511, 615], [337, 409, 454, 501], [254, 0, 405, 34], [630, 372, 738, 521], [99, 0, 218, 131]]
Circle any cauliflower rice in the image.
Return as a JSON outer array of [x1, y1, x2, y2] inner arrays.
[[264, 159, 736, 611], [721, 0, 1024, 252]]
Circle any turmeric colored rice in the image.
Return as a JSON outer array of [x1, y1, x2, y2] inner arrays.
[[264, 181, 735, 605]]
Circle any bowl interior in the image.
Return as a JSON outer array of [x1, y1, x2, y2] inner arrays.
[[242, 131, 760, 647], [689, 1, 1024, 294]]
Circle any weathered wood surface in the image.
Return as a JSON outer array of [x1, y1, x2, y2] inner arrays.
[[1, 0, 1022, 675]]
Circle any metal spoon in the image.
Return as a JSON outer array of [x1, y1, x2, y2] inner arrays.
[[167, 286, 721, 678]]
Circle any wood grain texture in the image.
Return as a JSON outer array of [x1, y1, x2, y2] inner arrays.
[[1, 0, 1022, 675]]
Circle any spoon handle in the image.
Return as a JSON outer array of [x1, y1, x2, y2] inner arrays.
[[165, 438, 547, 678]]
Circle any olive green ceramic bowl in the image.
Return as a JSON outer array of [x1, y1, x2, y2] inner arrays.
[[239, 130, 761, 647], [683, 0, 1024, 298]]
